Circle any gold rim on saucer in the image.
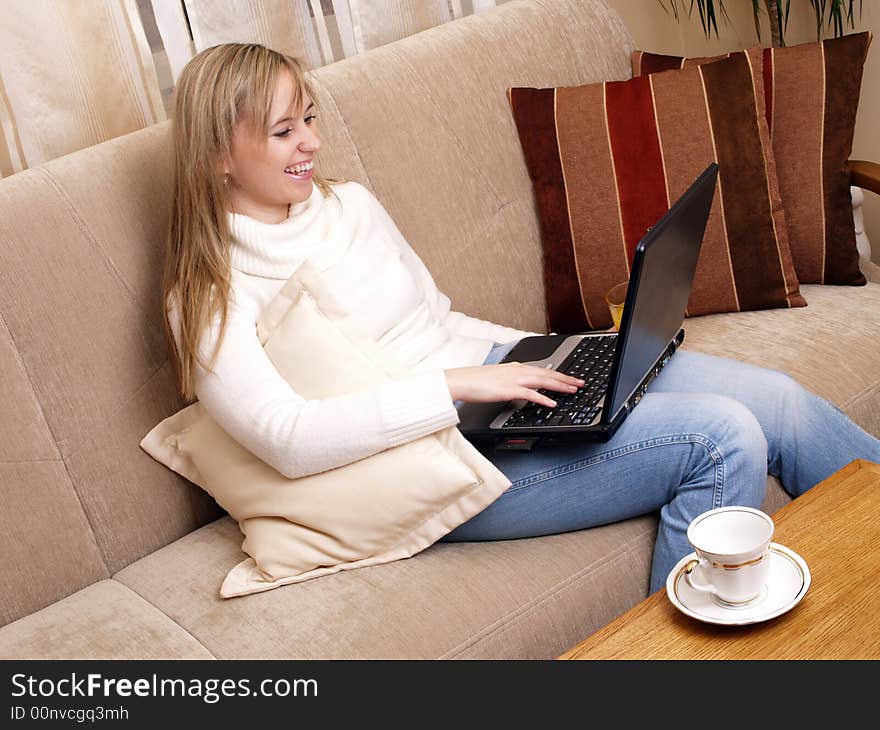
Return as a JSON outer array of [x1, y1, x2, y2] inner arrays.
[[667, 542, 810, 626]]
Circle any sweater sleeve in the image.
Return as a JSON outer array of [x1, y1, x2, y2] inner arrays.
[[443, 310, 544, 344], [360, 185, 545, 344], [169, 298, 460, 480]]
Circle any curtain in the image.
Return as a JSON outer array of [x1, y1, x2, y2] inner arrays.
[[0, 0, 509, 176], [180, 0, 322, 65], [0, 0, 165, 178], [348, 1, 451, 55], [150, 0, 511, 82]]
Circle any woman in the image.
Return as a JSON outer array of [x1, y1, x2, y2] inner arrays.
[[163, 43, 880, 594]]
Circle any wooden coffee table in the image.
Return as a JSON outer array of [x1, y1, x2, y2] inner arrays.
[[560, 459, 880, 659]]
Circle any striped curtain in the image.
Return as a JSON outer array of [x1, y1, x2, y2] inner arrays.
[[149, 0, 512, 82], [0, 0, 165, 178]]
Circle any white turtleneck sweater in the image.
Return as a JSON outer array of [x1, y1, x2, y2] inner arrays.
[[169, 180, 541, 479]]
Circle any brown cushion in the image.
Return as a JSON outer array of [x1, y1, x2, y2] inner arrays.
[[633, 32, 873, 285], [509, 47, 805, 333]]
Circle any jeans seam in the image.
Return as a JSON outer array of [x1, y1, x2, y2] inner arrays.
[[506, 433, 726, 508]]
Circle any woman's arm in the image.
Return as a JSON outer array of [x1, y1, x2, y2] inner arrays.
[[169, 302, 459, 480], [443, 310, 544, 343]]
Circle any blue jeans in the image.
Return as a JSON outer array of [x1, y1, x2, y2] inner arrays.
[[442, 340, 880, 593]]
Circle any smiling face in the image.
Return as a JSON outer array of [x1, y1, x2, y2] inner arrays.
[[224, 70, 321, 223]]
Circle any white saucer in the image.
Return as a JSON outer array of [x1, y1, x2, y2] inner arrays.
[[665, 542, 811, 626]]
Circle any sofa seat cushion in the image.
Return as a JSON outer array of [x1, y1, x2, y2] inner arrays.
[[0, 579, 214, 659], [114, 513, 663, 659], [679, 282, 880, 439]]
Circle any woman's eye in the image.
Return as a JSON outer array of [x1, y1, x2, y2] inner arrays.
[[273, 116, 316, 137]]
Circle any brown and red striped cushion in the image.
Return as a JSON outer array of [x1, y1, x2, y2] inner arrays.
[[509, 48, 805, 333], [633, 32, 872, 285]]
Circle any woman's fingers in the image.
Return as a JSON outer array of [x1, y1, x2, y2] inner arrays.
[[445, 365, 586, 406], [519, 370, 585, 392], [519, 388, 557, 408], [509, 365, 587, 407], [543, 375, 583, 392], [509, 363, 584, 389]]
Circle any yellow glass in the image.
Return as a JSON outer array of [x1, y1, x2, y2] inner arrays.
[[605, 281, 629, 331]]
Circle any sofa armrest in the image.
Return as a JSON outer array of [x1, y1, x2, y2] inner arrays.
[[850, 160, 880, 195]]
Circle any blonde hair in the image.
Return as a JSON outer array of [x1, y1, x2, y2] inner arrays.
[[162, 43, 341, 401]]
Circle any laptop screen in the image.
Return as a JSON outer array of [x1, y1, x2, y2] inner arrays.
[[603, 165, 717, 420]]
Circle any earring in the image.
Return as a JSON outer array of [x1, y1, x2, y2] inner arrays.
[[224, 173, 229, 185]]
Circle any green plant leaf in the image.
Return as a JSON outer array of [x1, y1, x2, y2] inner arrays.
[[751, 0, 764, 42], [659, 0, 860, 45]]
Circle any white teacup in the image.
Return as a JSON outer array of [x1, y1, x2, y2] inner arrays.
[[684, 506, 775, 606]]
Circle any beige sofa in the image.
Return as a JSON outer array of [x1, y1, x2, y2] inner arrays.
[[1, 0, 879, 660]]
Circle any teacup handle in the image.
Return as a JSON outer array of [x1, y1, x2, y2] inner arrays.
[[683, 558, 716, 596]]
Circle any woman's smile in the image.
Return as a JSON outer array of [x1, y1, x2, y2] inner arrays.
[[283, 161, 314, 181]]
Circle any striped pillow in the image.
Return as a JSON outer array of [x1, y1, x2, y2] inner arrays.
[[633, 32, 872, 285], [508, 47, 805, 333]]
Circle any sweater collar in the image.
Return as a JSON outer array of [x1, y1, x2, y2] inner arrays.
[[227, 182, 324, 278]]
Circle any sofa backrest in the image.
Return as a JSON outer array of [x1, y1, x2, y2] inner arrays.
[[0, 0, 634, 625]]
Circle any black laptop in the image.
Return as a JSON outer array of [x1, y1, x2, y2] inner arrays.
[[457, 162, 718, 451]]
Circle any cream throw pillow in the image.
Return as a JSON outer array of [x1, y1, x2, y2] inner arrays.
[[140, 260, 511, 598]]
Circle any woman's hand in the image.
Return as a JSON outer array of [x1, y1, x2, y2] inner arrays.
[[445, 363, 585, 408]]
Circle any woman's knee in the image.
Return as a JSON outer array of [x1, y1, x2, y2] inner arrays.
[[710, 394, 767, 449], [610, 392, 768, 502], [692, 393, 766, 456], [658, 392, 767, 452], [650, 393, 768, 505], [760, 367, 806, 402], [699, 394, 768, 504], [625, 392, 767, 457]]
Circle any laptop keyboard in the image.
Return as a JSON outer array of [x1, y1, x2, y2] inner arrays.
[[501, 335, 617, 429]]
